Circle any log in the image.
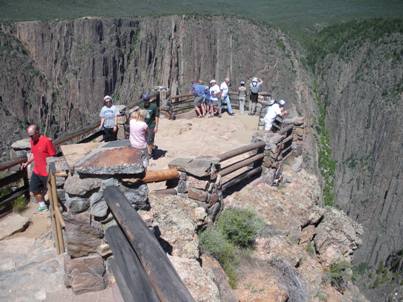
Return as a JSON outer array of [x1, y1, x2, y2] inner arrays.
[[109, 259, 136, 302], [279, 124, 294, 135], [142, 168, 179, 183], [219, 153, 264, 177], [0, 157, 27, 172], [103, 187, 195, 302], [0, 170, 25, 188], [218, 141, 265, 162], [105, 226, 160, 302], [170, 94, 194, 102], [49, 173, 64, 254], [0, 185, 28, 208], [222, 167, 262, 192]]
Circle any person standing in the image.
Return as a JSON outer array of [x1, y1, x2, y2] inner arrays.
[[192, 81, 207, 117], [249, 77, 263, 115], [238, 80, 247, 114], [129, 109, 149, 169], [140, 93, 160, 157], [220, 77, 234, 116], [21, 124, 56, 212], [99, 95, 118, 142], [209, 79, 221, 117]]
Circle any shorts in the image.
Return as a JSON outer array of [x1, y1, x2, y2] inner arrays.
[[193, 96, 204, 107], [103, 127, 117, 142], [146, 127, 155, 145], [250, 92, 258, 103], [30, 172, 48, 194]]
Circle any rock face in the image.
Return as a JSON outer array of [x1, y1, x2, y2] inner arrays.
[[315, 21, 403, 268], [0, 16, 313, 160]]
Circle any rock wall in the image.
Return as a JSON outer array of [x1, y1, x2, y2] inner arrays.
[[315, 26, 403, 268], [0, 16, 313, 160]]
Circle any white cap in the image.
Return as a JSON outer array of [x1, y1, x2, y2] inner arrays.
[[104, 95, 112, 102], [252, 77, 258, 82], [279, 99, 286, 106], [209, 79, 216, 84]]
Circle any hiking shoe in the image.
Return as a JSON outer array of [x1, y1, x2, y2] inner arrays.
[[37, 204, 48, 212]]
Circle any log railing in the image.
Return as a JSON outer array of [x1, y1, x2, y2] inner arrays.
[[103, 186, 195, 302]]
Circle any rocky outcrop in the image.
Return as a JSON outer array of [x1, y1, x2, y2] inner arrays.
[[314, 21, 403, 269]]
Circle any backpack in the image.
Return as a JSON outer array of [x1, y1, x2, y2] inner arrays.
[[250, 81, 260, 94]]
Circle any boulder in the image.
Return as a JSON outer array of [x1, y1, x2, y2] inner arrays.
[[64, 174, 102, 197], [64, 212, 104, 258], [65, 194, 90, 214], [0, 213, 30, 240], [123, 183, 149, 210], [89, 191, 108, 218], [169, 256, 220, 302], [64, 254, 106, 294]]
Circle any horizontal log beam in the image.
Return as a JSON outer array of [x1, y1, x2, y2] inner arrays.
[[0, 157, 27, 172], [142, 168, 179, 183], [0, 170, 25, 188], [218, 141, 265, 162], [54, 122, 99, 146], [105, 226, 160, 302], [222, 166, 262, 192], [219, 153, 264, 177], [103, 186, 195, 302], [0, 185, 28, 207]]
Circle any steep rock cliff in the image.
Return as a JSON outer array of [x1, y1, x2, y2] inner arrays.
[[315, 21, 403, 269], [0, 16, 313, 159]]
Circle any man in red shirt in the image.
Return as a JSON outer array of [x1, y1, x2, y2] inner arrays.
[[21, 124, 56, 211]]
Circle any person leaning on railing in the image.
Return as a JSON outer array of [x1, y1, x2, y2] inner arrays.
[[21, 124, 56, 212]]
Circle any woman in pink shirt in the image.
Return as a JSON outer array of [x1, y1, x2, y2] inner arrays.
[[130, 109, 149, 168]]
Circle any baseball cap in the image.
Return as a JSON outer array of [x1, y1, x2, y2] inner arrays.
[[240, 80, 245, 85], [209, 79, 216, 84], [279, 99, 286, 106], [104, 95, 112, 102]]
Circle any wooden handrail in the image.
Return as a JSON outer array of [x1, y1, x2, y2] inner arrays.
[[0, 170, 25, 187], [217, 141, 265, 162], [0, 157, 27, 172], [219, 153, 264, 177]]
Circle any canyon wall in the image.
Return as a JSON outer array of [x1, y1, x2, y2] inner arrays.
[[315, 23, 403, 268], [0, 16, 312, 159]]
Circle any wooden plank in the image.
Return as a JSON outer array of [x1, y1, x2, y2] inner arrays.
[[105, 226, 160, 302], [109, 259, 137, 302], [47, 177, 60, 254], [218, 141, 265, 162], [222, 167, 262, 192], [103, 186, 195, 302], [0, 157, 27, 172], [219, 153, 264, 177], [50, 173, 65, 252], [60, 142, 102, 169], [0, 170, 25, 188]]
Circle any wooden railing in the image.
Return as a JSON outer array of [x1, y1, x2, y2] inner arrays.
[[103, 186, 195, 302]]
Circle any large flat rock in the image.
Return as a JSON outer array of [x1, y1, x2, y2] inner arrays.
[[74, 144, 144, 176], [0, 213, 30, 240]]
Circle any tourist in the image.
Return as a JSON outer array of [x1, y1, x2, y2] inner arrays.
[[21, 124, 56, 212], [99, 95, 118, 142], [249, 77, 263, 115], [209, 79, 221, 117], [129, 109, 149, 169], [238, 80, 247, 114], [140, 93, 160, 157], [192, 80, 207, 117], [264, 99, 288, 131], [220, 77, 234, 116]]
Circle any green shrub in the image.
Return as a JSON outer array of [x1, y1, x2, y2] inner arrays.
[[327, 261, 352, 292], [216, 208, 264, 248], [13, 195, 27, 213], [199, 227, 238, 287]]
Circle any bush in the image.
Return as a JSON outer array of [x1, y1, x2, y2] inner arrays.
[[13, 195, 27, 213], [327, 261, 352, 292], [216, 208, 264, 248]]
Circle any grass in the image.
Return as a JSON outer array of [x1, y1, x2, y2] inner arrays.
[[1, 0, 403, 45], [313, 82, 336, 207], [199, 208, 264, 288]]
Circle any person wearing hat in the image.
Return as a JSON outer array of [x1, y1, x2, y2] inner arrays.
[[220, 77, 234, 116], [140, 92, 160, 157], [99, 95, 118, 142], [263, 99, 287, 131], [209, 79, 221, 117], [238, 80, 247, 114], [249, 77, 263, 115]]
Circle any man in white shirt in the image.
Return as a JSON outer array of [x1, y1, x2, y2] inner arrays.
[[264, 99, 287, 131], [209, 79, 221, 117], [220, 78, 234, 116]]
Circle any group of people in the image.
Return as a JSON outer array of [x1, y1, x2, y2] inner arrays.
[[192, 77, 264, 117]]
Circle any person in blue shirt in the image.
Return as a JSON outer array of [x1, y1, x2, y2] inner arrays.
[[192, 81, 208, 117]]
